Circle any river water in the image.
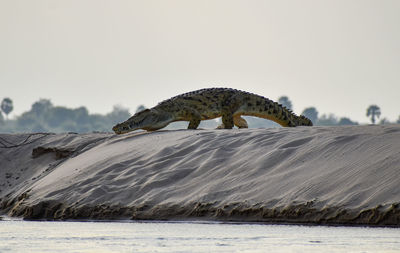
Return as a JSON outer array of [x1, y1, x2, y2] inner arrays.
[[1, 220, 399, 252]]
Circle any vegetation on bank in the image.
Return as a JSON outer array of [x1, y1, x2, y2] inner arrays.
[[0, 98, 130, 133], [0, 97, 398, 133]]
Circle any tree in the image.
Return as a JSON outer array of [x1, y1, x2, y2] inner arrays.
[[301, 107, 318, 125], [366, 105, 381, 124], [1, 97, 13, 119], [278, 96, 293, 110], [31, 99, 53, 117], [317, 114, 338, 126], [46, 106, 76, 128], [74, 106, 89, 125], [17, 112, 38, 128], [379, 118, 389, 125], [107, 105, 131, 125], [338, 117, 358, 125], [0, 111, 4, 124]]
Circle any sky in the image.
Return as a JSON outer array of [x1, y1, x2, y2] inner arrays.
[[1, 0, 399, 123]]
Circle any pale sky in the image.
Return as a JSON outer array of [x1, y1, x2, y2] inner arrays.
[[1, 0, 399, 123]]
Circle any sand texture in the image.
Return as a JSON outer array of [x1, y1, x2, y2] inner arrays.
[[1, 125, 399, 226]]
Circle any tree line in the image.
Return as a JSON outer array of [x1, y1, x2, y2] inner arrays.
[[0, 98, 130, 133], [278, 96, 398, 126], [0, 97, 399, 133]]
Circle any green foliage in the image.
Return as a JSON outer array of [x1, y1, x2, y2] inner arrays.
[[46, 106, 76, 128], [366, 105, 381, 124], [17, 112, 38, 130], [31, 99, 52, 117], [278, 96, 293, 111], [315, 115, 359, 126], [316, 114, 338, 126], [0, 99, 131, 133], [1, 97, 13, 118], [338, 117, 358, 125], [301, 107, 319, 125], [378, 118, 390, 125]]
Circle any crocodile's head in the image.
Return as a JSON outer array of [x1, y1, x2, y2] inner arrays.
[[112, 108, 173, 134]]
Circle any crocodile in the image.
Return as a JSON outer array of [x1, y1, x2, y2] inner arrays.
[[112, 88, 313, 134]]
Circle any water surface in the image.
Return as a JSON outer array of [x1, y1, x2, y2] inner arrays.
[[1, 220, 399, 252]]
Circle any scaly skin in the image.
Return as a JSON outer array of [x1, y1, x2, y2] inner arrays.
[[112, 88, 313, 134]]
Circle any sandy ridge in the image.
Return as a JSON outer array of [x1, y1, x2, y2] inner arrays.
[[1, 125, 399, 226]]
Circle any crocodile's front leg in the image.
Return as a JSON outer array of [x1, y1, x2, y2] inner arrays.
[[221, 110, 234, 129], [188, 118, 201, 129], [182, 107, 202, 129], [219, 95, 244, 129]]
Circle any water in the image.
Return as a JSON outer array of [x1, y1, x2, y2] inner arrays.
[[1, 220, 400, 253]]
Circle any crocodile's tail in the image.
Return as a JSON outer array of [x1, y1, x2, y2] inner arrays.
[[268, 101, 313, 127], [273, 102, 313, 127], [242, 96, 313, 127], [292, 114, 313, 127]]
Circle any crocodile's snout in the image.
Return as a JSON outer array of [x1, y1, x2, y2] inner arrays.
[[112, 123, 123, 134]]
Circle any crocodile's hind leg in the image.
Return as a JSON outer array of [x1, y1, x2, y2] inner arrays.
[[233, 115, 248, 128], [217, 115, 248, 129]]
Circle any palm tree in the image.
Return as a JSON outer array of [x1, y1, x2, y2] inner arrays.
[[366, 105, 381, 124], [1, 97, 13, 120]]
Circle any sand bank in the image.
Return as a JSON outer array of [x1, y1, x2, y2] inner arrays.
[[1, 125, 399, 226]]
